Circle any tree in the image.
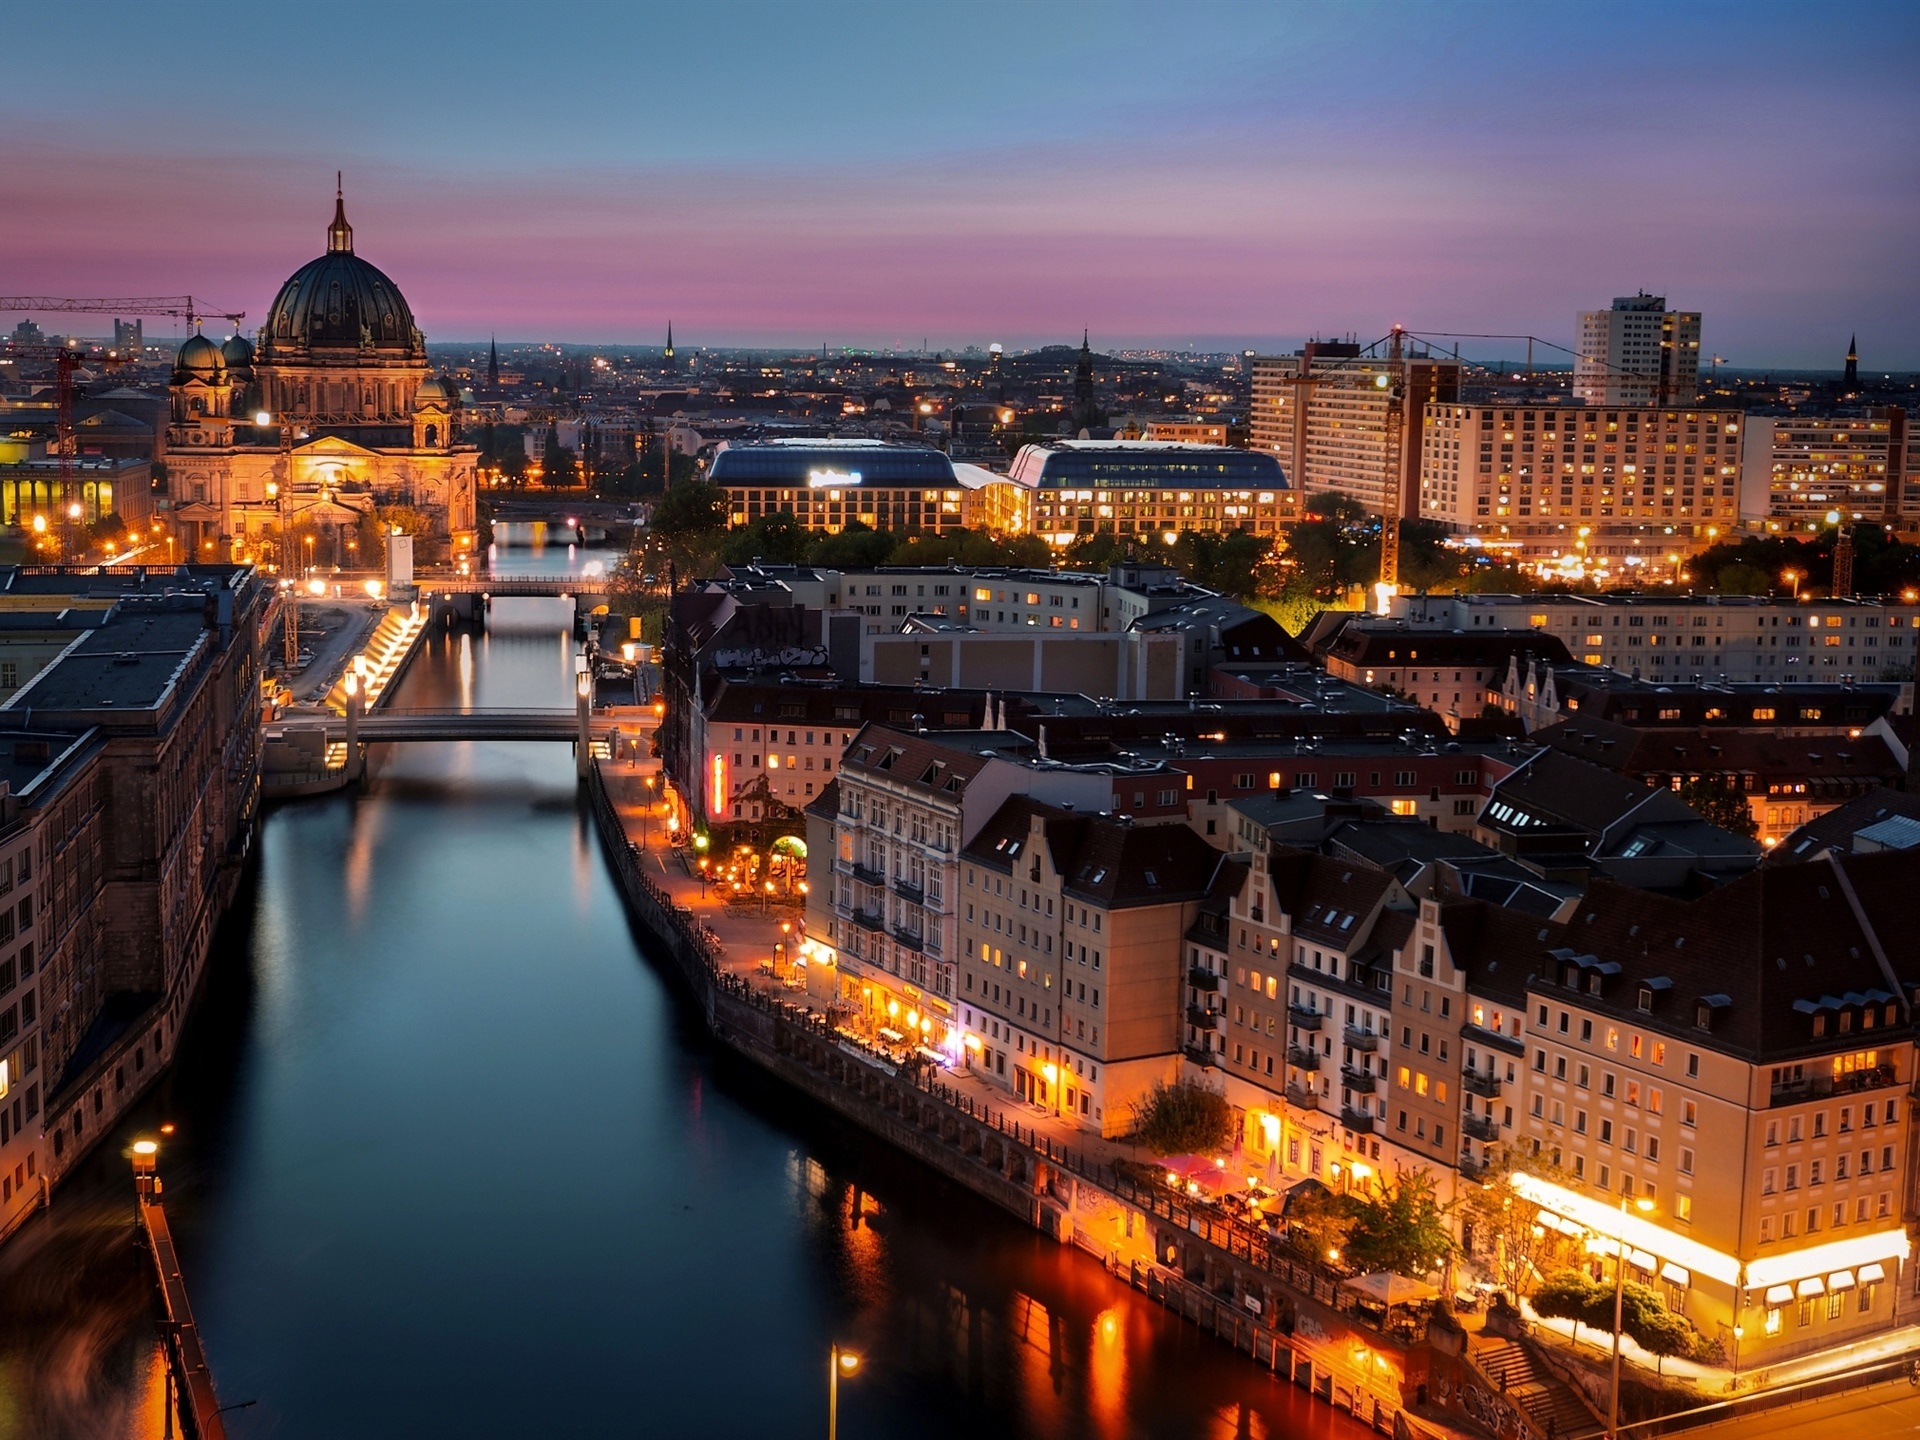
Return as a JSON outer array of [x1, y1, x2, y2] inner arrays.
[[721, 512, 810, 565], [1286, 1184, 1356, 1262], [649, 481, 728, 537], [1532, 1269, 1608, 1344], [806, 522, 896, 569], [1342, 1168, 1456, 1277], [543, 445, 580, 488], [1713, 561, 1771, 595], [1679, 779, 1759, 839], [1457, 1154, 1584, 1302], [1126, 1080, 1232, 1156]]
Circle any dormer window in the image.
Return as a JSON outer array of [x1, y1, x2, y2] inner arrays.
[[1637, 986, 1653, 1013], [1588, 973, 1602, 997], [1813, 1014, 1827, 1037], [1695, 1003, 1712, 1030]]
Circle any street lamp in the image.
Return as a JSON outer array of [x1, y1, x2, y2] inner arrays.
[[698, 857, 710, 898], [828, 1344, 860, 1440], [1608, 1193, 1656, 1440], [642, 773, 656, 847], [1783, 568, 1801, 600]]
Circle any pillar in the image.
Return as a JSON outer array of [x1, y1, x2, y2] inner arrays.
[[576, 669, 592, 778], [344, 671, 364, 782]]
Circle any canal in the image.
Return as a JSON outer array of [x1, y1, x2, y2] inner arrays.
[[0, 533, 1363, 1440]]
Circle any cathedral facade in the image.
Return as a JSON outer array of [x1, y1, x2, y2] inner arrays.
[[164, 184, 477, 566]]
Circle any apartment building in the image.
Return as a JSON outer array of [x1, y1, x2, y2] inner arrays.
[[1504, 851, 1917, 1364], [1417, 403, 1742, 560], [1009, 440, 1293, 547], [1320, 621, 1572, 725], [1749, 409, 1914, 528], [1249, 343, 1460, 516], [1395, 592, 1920, 686], [811, 727, 1130, 1047], [1574, 295, 1701, 407], [954, 796, 1219, 1134]]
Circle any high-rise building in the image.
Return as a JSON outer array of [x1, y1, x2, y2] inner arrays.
[[1418, 403, 1742, 561], [112, 319, 142, 353], [1752, 409, 1912, 527], [1249, 342, 1460, 517], [1574, 294, 1701, 406]]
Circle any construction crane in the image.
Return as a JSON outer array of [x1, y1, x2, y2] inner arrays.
[[0, 295, 246, 331]]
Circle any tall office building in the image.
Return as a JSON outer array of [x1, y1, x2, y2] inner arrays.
[[1249, 342, 1460, 515], [1574, 294, 1701, 406]]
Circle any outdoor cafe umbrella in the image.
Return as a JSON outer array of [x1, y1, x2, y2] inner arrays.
[[1342, 1271, 1440, 1308]]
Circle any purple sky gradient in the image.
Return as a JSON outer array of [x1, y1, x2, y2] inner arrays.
[[4, 2, 1916, 365]]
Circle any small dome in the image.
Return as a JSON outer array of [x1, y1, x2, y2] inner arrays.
[[221, 334, 255, 372], [174, 333, 225, 381], [415, 373, 451, 405]]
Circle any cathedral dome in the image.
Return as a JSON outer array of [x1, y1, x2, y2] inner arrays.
[[221, 333, 255, 373], [173, 333, 226, 381], [256, 185, 424, 364]]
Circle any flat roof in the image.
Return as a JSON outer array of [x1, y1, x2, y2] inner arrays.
[[1008, 441, 1287, 489], [710, 439, 955, 486]]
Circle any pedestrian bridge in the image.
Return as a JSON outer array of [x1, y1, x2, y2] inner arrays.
[[270, 707, 623, 744], [417, 574, 615, 597]]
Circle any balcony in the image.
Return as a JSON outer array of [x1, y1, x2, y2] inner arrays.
[[1463, 1069, 1502, 1099], [1769, 1063, 1897, 1108], [1342, 1025, 1379, 1052], [1188, 966, 1221, 993], [1285, 1082, 1321, 1112], [847, 860, 885, 887], [850, 908, 886, 933], [1459, 1152, 1490, 1182], [1340, 1066, 1377, 1094], [1287, 1004, 1324, 1031], [1287, 1045, 1321, 1072], [892, 876, 924, 904], [1187, 1004, 1223, 1030], [1462, 1112, 1501, 1142], [891, 924, 924, 953], [1183, 1043, 1220, 1069], [1340, 1105, 1376, 1134]]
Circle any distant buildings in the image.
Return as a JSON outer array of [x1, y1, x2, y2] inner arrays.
[[1417, 403, 1742, 562], [1574, 294, 1701, 406], [1008, 440, 1290, 547], [1750, 409, 1917, 528], [710, 438, 1020, 536], [1249, 342, 1459, 515]]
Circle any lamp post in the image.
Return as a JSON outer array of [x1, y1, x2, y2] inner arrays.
[[828, 1344, 860, 1440], [698, 857, 710, 898], [643, 773, 656, 846], [1608, 1192, 1656, 1440]]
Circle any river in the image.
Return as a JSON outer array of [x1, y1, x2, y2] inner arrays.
[[0, 532, 1362, 1440]]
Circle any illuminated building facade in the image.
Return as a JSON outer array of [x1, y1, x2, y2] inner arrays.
[[1249, 346, 1457, 517], [1393, 592, 1920, 686], [1009, 440, 1290, 547], [1574, 294, 1701, 407], [1751, 409, 1914, 528], [162, 187, 478, 563], [1417, 404, 1743, 567], [1505, 854, 1918, 1363], [712, 439, 985, 536], [957, 796, 1219, 1134]]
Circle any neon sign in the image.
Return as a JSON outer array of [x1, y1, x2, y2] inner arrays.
[[711, 753, 728, 814], [807, 469, 862, 487]]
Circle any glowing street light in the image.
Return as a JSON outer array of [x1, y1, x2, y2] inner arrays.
[[828, 1345, 861, 1440], [1608, 1193, 1658, 1440]]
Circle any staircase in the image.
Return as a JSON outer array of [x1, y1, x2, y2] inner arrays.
[[1471, 1335, 1605, 1439]]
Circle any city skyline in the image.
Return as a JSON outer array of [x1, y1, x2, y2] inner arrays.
[[4, 1, 1916, 365]]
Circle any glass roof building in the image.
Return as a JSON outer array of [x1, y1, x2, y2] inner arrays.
[[1007, 441, 1292, 546], [714, 439, 1013, 536]]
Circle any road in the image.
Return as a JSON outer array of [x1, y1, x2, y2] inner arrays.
[[1684, 1376, 1920, 1437]]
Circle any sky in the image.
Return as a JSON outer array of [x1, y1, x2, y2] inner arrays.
[[4, 0, 1917, 365]]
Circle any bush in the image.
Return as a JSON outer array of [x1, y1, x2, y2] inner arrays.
[[1127, 1081, 1231, 1157]]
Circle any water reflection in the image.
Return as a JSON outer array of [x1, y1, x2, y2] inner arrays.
[[0, 562, 1365, 1440]]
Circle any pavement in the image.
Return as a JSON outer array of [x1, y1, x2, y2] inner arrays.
[[279, 599, 387, 704]]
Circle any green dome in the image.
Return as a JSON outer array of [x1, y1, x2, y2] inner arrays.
[[173, 333, 226, 381]]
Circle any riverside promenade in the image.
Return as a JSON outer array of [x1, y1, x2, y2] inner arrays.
[[590, 750, 1479, 1440]]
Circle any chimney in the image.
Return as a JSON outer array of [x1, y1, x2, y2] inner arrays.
[[1038, 723, 1049, 760]]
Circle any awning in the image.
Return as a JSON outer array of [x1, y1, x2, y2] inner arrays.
[[1629, 1248, 1657, 1273], [1539, 1211, 1585, 1237], [1796, 1277, 1825, 1298], [1827, 1270, 1856, 1291], [1764, 1285, 1794, 1306], [1343, 1271, 1441, 1307], [1860, 1262, 1887, 1283], [1660, 1262, 1691, 1287]]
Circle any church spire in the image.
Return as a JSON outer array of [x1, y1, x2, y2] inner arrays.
[[1845, 333, 1859, 389], [328, 171, 353, 254], [488, 334, 499, 388]]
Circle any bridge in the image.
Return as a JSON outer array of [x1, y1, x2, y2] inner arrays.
[[270, 707, 624, 744], [417, 573, 615, 597]]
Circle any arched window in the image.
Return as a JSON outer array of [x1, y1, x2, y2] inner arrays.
[[424, 425, 438, 448]]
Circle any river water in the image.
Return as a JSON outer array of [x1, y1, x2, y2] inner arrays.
[[0, 532, 1361, 1440]]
